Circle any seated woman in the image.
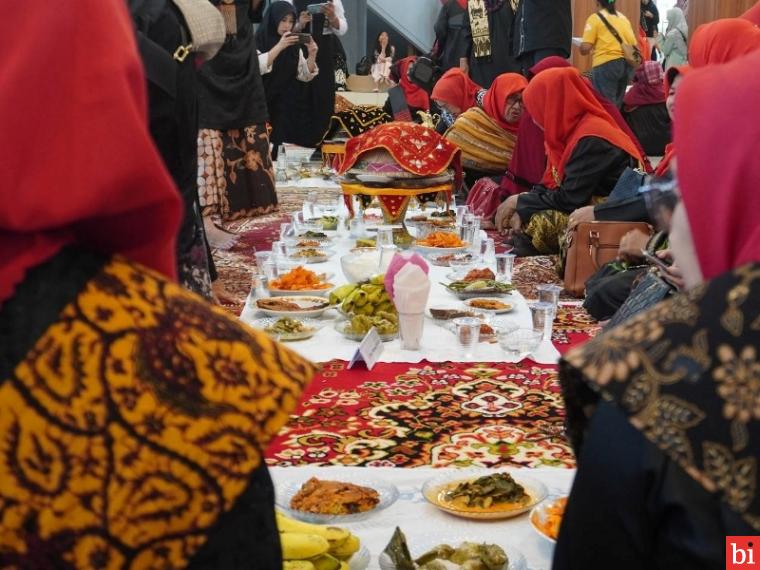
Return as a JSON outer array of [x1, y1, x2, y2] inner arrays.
[[430, 68, 485, 133], [370, 31, 395, 91], [445, 73, 527, 179], [383, 56, 432, 122], [623, 61, 671, 157], [256, 1, 319, 157], [555, 51, 760, 569], [1, 2, 314, 568], [496, 67, 644, 256]]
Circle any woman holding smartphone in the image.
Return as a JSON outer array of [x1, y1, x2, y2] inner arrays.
[[256, 1, 319, 157]]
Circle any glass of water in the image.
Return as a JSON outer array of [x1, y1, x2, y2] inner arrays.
[[376, 226, 395, 248], [499, 328, 543, 359], [495, 253, 516, 283], [537, 284, 562, 316], [530, 302, 555, 342], [453, 317, 481, 358]]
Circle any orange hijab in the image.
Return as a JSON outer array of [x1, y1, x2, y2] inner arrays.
[[431, 69, 483, 114], [522, 67, 644, 186], [689, 19, 760, 67], [481, 73, 528, 132]]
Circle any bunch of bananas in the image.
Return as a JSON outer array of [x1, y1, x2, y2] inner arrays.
[[346, 312, 398, 336], [329, 275, 396, 317], [277, 511, 361, 570]]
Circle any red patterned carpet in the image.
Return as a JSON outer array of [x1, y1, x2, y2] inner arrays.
[[213, 187, 600, 468]]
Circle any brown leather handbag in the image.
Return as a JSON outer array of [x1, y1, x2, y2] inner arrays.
[[563, 221, 653, 298]]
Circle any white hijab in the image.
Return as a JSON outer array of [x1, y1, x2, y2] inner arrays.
[[666, 7, 688, 38]]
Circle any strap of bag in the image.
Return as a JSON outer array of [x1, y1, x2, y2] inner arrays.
[[596, 11, 627, 49]]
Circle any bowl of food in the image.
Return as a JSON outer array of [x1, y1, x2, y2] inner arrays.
[[288, 247, 332, 264], [340, 249, 382, 283], [414, 231, 468, 255], [530, 496, 568, 544], [268, 266, 333, 296], [429, 252, 474, 267], [335, 313, 398, 342], [422, 470, 547, 520], [276, 476, 399, 524], [251, 317, 322, 342], [255, 296, 332, 318], [379, 527, 526, 570]]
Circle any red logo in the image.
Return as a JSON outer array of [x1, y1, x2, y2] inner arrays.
[[727, 537, 759, 569]]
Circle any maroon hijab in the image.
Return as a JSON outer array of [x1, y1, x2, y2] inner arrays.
[[623, 61, 667, 109]]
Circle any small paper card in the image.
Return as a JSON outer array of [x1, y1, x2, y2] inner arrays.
[[347, 327, 384, 370]]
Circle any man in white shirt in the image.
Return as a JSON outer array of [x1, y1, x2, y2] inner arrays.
[[286, 0, 348, 36]]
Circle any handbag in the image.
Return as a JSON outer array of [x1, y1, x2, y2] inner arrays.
[[171, 0, 226, 61], [355, 56, 371, 75], [466, 178, 504, 219], [563, 221, 652, 297], [408, 56, 441, 93], [606, 269, 675, 328], [597, 11, 642, 67]]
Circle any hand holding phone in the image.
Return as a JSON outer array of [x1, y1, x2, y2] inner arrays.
[[306, 2, 329, 15], [641, 249, 672, 273], [295, 33, 312, 45]]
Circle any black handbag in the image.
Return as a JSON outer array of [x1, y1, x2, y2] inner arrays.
[[407, 56, 441, 93], [355, 56, 371, 76]]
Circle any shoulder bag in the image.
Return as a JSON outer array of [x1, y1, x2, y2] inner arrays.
[[597, 11, 642, 68], [563, 221, 652, 297]]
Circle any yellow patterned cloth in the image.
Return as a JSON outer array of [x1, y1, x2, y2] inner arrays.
[[444, 107, 517, 174], [524, 210, 570, 255], [0, 257, 314, 568]]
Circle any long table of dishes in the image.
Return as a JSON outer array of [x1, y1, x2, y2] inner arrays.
[[239, 202, 573, 570]]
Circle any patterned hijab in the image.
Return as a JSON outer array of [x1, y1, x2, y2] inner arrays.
[[0, 0, 181, 304], [561, 50, 760, 534]]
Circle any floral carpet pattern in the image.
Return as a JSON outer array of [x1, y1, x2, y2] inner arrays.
[[212, 187, 601, 468]]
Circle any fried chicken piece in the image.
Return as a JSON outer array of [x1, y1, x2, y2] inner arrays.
[[256, 298, 301, 311], [290, 478, 380, 515], [463, 268, 496, 282]]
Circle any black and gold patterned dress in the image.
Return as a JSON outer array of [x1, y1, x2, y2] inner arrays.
[[0, 247, 314, 569], [555, 264, 760, 568]]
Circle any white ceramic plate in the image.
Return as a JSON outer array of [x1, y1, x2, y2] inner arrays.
[[414, 244, 469, 255], [334, 320, 398, 342], [378, 530, 527, 570], [249, 317, 323, 342], [275, 477, 399, 524], [421, 469, 548, 520], [254, 296, 332, 317], [268, 286, 333, 297], [464, 298, 515, 314]]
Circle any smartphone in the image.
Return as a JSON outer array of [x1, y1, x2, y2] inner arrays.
[[306, 2, 329, 15], [641, 249, 672, 273], [295, 33, 312, 45]]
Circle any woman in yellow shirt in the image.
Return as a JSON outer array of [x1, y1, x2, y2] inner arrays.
[[580, 0, 637, 108]]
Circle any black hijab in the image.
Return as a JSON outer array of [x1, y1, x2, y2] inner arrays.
[[255, 1, 300, 100]]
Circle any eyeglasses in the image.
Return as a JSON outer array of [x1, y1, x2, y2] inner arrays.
[[641, 177, 680, 233]]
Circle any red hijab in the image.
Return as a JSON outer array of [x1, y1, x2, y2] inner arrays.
[[523, 67, 644, 186], [655, 66, 691, 177], [395, 56, 430, 111], [481, 73, 528, 132], [623, 61, 667, 109], [689, 19, 760, 67], [431, 69, 483, 114], [743, 1, 760, 25], [0, 0, 182, 303], [676, 50, 760, 280]]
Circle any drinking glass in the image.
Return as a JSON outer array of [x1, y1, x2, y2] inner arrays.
[[480, 238, 496, 264], [537, 284, 562, 317], [280, 223, 293, 240], [453, 317, 481, 358], [271, 240, 288, 262], [455, 205, 470, 226], [499, 328, 543, 359], [349, 217, 365, 238], [449, 257, 474, 279], [376, 226, 395, 248], [254, 250, 272, 271], [458, 224, 476, 248], [495, 253, 516, 283], [530, 302, 555, 341]]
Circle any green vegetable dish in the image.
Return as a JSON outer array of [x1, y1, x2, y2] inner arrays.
[[444, 473, 528, 509]]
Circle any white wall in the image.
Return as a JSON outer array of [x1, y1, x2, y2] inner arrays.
[[367, 0, 440, 51]]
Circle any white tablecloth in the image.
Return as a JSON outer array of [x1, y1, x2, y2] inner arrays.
[[240, 232, 560, 365], [270, 466, 575, 570]]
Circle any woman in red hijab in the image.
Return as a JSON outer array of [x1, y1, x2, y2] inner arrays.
[[655, 65, 690, 177], [555, 51, 760, 569], [431, 68, 484, 121], [496, 67, 644, 255], [0, 2, 313, 568], [689, 18, 760, 67], [384, 56, 431, 121]]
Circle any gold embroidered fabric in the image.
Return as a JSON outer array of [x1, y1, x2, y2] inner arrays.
[[562, 263, 760, 531], [444, 107, 517, 174], [0, 257, 314, 567]]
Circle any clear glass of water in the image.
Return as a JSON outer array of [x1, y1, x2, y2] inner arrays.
[[453, 317, 481, 358], [480, 238, 496, 264], [280, 223, 293, 240], [537, 284, 562, 316], [456, 205, 470, 226], [499, 328, 543, 359], [376, 226, 395, 248], [495, 253, 516, 283], [530, 302, 555, 341]]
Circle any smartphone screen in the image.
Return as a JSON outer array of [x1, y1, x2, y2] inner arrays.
[[297, 33, 312, 44], [641, 250, 671, 273]]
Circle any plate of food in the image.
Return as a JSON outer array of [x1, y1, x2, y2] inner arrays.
[[428, 252, 475, 267], [268, 266, 334, 296], [414, 232, 468, 255], [422, 470, 548, 520], [287, 231, 333, 245], [250, 317, 322, 342], [276, 510, 371, 570], [306, 215, 339, 231], [446, 267, 496, 282], [276, 476, 399, 524], [530, 496, 568, 544], [288, 247, 331, 264], [255, 296, 331, 318], [335, 313, 398, 342], [428, 306, 483, 321], [443, 280, 515, 299], [464, 298, 514, 314], [379, 527, 526, 570]]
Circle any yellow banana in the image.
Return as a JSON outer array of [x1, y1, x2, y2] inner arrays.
[[283, 562, 315, 570], [280, 533, 330, 560], [310, 554, 341, 570], [330, 534, 360, 560], [275, 512, 350, 546]]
